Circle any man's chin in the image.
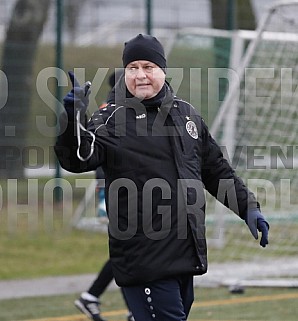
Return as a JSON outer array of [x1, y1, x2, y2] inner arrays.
[[135, 91, 155, 100], [136, 93, 148, 100]]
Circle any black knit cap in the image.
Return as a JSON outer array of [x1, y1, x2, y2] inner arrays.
[[122, 34, 167, 71]]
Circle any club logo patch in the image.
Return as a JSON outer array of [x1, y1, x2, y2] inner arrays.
[[186, 121, 198, 139]]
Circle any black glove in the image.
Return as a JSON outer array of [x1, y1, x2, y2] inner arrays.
[[245, 209, 269, 247], [63, 71, 91, 118]]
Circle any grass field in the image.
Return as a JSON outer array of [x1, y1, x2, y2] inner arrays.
[[1, 287, 298, 321], [0, 175, 111, 280]]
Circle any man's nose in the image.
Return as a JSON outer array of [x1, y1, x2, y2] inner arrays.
[[136, 68, 146, 78]]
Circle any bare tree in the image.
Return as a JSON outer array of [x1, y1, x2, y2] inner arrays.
[[0, 0, 51, 178]]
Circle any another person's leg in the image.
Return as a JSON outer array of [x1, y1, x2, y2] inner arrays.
[[74, 260, 113, 321], [88, 260, 114, 297], [122, 275, 194, 321]]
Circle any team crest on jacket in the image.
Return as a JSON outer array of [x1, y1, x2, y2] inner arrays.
[[186, 120, 198, 139]]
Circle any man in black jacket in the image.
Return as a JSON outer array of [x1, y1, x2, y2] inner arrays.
[[55, 34, 269, 321]]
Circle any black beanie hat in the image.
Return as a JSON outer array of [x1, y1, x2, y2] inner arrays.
[[122, 34, 167, 70]]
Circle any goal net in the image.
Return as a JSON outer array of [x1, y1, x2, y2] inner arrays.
[[168, 1, 298, 287], [210, 1, 298, 286]]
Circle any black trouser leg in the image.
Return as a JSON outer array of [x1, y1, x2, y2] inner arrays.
[[88, 260, 114, 298]]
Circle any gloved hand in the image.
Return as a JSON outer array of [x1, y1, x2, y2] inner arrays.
[[245, 209, 269, 247], [63, 71, 91, 118]]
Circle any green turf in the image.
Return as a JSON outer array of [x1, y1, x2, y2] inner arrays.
[[0, 175, 110, 279], [0, 228, 109, 280], [0, 287, 297, 321]]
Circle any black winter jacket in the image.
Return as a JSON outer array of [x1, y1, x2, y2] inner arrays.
[[55, 77, 259, 286]]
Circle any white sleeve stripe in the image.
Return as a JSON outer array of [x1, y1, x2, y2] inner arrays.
[[94, 105, 125, 133]]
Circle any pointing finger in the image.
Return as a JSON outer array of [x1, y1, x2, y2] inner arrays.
[[68, 71, 81, 88]]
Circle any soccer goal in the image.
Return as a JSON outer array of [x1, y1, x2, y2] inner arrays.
[[210, 0, 298, 286], [169, 1, 298, 287], [210, 1, 298, 217]]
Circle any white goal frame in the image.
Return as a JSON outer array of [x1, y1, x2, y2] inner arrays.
[[210, 0, 298, 151]]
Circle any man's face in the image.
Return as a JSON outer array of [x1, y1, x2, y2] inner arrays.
[[125, 60, 166, 100]]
